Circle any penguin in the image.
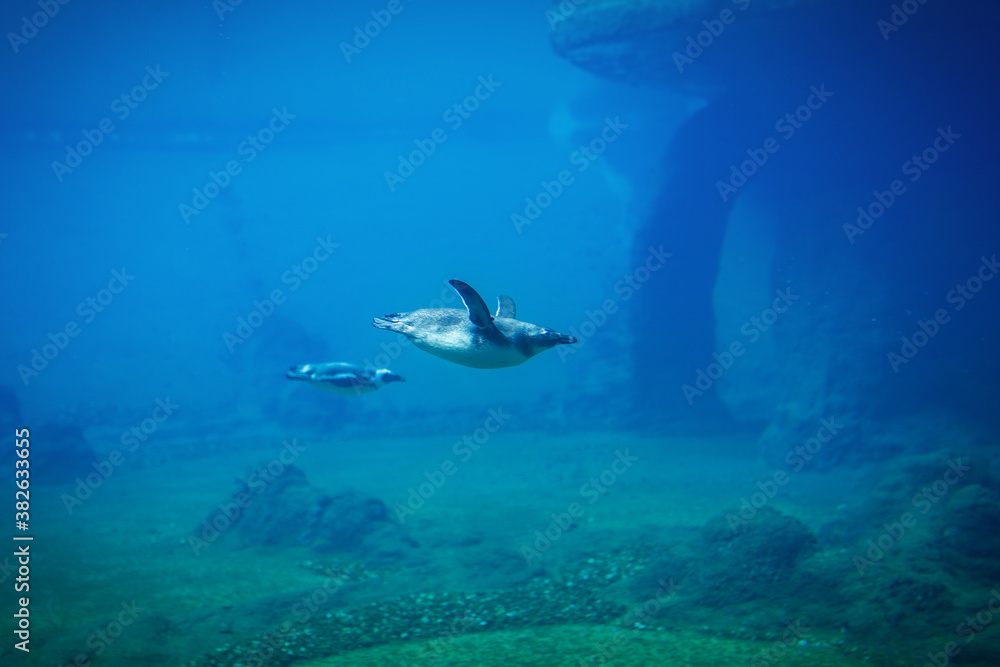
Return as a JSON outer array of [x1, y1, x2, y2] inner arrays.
[[286, 362, 405, 395], [373, 280, 577, 369]]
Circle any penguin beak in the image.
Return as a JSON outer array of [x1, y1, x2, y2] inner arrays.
[[286, 366, 308, 380], [383, 372, 405, 384], [537, 329, 577, 348]]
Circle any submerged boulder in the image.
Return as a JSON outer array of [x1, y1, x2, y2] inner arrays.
[[941, 484, 1000, 579], [549, 0, 1000, 451], [620, 506, 820, 614], [550, 0, 853, 91], [195, 464, 419, 566], [693, 506, 818, 604]]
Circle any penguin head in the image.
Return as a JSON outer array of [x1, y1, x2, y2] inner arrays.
[[286, 364, 315, 380], [375, 369, 406, 385]]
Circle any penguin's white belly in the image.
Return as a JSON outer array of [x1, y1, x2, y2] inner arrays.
[[308, 380, 379, 395], [413, 330, 527, 369]]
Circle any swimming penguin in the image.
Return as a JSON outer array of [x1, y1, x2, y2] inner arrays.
[[372, 280, 578, 369], [286, 362, 405, 395]]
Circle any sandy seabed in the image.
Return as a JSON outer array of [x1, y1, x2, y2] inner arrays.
[[8, 429, 969, 666]]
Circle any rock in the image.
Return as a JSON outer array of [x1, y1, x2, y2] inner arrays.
[[621, 506, 819, 615], [612, 503, 969, 663], [693, 506, 818, 604], [201, 464, 419, 566], [549, 0, 849, 91], [549, 0, 1000, 452], [817, 451, 988, 548], [941, 484, 1000, 578]]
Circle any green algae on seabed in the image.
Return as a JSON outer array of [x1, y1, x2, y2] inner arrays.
[[185, 546, 905, 667], [186, 548, 651, 667], [292, 624, 898, 667]]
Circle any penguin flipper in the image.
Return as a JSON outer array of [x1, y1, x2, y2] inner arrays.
[[450, 280, 494, 329], [327, 373, 375, 389], [495, 295, 516, 319]]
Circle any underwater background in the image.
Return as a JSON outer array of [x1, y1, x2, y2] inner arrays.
[[2, 0, 999, 665]]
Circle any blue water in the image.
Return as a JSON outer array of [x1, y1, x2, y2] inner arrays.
[[2, 1, 999, 665]]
